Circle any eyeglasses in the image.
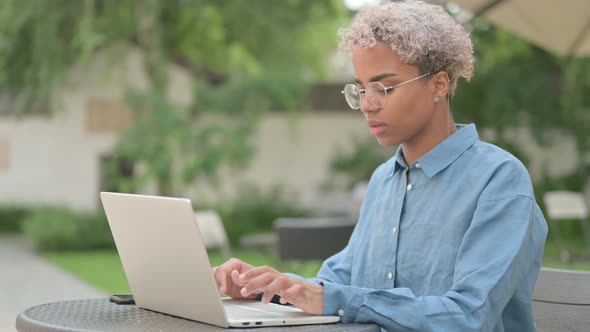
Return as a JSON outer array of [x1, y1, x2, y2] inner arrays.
[[341, 72, 432, 110]]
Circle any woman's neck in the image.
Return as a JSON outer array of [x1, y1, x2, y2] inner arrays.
[[402, 108, 456, 166]]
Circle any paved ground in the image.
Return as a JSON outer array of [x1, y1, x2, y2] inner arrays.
[[0, 235, 105, 331]]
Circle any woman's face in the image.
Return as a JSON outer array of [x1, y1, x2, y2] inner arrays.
[[352, 42, 437, 146]]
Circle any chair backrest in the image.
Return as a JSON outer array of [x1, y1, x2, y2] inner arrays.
[[194, 210, 231, 260], [543, 191, 589, 220], [533, 267, 590, 331], [274, 217, 356, 261]]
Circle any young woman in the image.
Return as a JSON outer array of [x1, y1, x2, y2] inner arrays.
[[214, 1, 547, 330]]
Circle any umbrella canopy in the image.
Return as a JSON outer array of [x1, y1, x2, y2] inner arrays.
[[447, 0, 590, 57]]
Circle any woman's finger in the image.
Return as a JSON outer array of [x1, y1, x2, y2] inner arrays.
[[240, 272, 279, 297], [260, 275, 291, 304]]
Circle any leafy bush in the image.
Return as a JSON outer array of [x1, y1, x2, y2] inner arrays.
[[201, 184, 308, 245], [322, 136, 391, 191], [0, 206, 32, 233], [22, 207, 115, 251]]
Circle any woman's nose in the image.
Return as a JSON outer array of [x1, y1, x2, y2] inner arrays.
[[360, 95, 379, 113]]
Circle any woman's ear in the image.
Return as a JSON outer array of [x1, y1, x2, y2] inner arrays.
[[432, 71, 450, 100]]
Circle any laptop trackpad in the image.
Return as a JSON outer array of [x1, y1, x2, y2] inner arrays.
[[224, 299, 309, 319]]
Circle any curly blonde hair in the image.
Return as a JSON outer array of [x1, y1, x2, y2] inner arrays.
[[338, 0, 474, 97]]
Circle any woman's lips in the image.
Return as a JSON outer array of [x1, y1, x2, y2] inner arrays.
[[368, 120, 387, 136]]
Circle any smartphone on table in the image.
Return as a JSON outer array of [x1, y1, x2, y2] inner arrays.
[[109, 294, 135, 305]]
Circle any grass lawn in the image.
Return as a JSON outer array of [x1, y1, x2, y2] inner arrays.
[[43, 241, 590, 294], [538, 240, 590, 270], [43, 248, 323, 294]]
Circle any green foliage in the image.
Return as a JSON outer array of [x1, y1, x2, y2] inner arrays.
[[158, 0, 348, 79], [323, 136, 391, 190], [454, 22, 561, 138], [1, 0, 348, 114], [201, 184, 309, 245], [107, 70, 311, 195], [453, 20, 590, 182], [22, 207, 114, 251], [0, 206, 32, 233], [0, 0, 133, 113]]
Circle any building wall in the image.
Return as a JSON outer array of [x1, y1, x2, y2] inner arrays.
[[0, 93, 120, 211], [0, 111, 372, 211], [0, 46, 192, 211], [187, 112, 376, 208]]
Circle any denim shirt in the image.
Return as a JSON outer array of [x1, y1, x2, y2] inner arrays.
[[308, 124, 548, 331]]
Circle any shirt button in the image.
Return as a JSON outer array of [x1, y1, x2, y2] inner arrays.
[[337, 309, 344, 317], [392, 227, 397, 235], [415, 163, 421, 169], [387, 272, 393, 280], [407, 184, 413, 191]]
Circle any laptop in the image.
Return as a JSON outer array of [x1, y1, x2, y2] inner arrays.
[[100, 192, 341, 328]]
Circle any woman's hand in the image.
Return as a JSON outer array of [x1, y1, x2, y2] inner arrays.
[[212, 258, 259, 299], [237, 265, 324, 315]]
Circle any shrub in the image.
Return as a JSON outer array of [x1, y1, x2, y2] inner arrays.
[[201, 184, 308, 245], [22, 207, 115, 251], [322, 136, 390, 191], [0, 206, 32, 233]]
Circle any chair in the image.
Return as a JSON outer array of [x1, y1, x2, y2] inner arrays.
[[274, 217, 356, 261], [533, 267, 590, 331], [194, 210, 231, 260], [543, 191, 590, 262]]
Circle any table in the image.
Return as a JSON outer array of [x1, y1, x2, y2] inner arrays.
[[16, 299, 381, 332]]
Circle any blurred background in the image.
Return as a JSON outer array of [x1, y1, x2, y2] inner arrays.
[[0, 0, 589, 330]]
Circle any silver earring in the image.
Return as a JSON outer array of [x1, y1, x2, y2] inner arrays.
[[434, 96, 440, 103]]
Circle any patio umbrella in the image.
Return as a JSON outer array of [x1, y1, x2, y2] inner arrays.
[[445, 0, 590, 57]]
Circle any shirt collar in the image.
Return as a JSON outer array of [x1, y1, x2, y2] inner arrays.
[[388, 124, 479, 178], [418, 123, 479, 177], [391, 146, 407, 176]]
